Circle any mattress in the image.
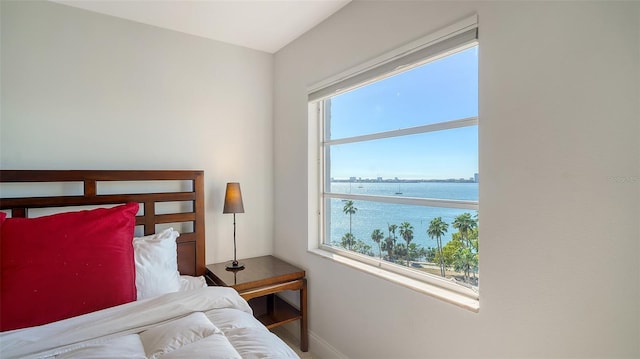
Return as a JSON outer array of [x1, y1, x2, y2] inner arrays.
[[0, 287, 299, 359]]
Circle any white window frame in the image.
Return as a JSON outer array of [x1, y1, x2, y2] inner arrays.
[[307, 15, 480, 312]]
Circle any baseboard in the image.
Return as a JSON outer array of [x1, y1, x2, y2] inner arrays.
[[308, 329, 349, 359], [277, 322, 348, 359]]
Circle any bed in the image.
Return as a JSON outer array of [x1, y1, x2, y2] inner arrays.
[[0, 170, 299, 359]]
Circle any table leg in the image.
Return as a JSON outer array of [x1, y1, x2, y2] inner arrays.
[[266, 293, 275, 318], [300, 278, 308, 352]]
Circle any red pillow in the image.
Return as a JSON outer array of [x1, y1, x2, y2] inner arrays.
[[0, 202, 139, 331]]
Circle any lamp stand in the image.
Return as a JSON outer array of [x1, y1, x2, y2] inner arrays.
[[226, 212, 244, 270]]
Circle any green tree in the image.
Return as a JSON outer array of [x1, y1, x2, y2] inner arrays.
[[452, 212, 477, 249], [341, 232, 356, 250], [453, 247, 477, 284], [424, 247, 437, 263], [399, 222, 414, 266], [352, 240, 374, 257], [342, 200, 358, 233], [439, 235, 463, 268], [383, 223, 398, 261], [406, 243, 426, 262], [469, 227, 479, 252], [342, 200, 357, 250], [371, 229, 384, 260], [467, 226, 479, 280], [394, 243, 407, 260], [451, 212, 479, 284], [388, 224, 398, 239], [427, 217, 449, 277]]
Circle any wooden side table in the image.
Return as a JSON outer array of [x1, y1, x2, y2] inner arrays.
[[205, 255, 308, 352]]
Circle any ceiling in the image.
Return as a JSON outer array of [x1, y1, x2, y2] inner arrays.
[[51, 0, 351, 54]]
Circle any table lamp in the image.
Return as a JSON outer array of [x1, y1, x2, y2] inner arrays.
[[223, 182, 245, 270]]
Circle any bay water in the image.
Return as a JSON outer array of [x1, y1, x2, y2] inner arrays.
[[328, 182, 478, 255]]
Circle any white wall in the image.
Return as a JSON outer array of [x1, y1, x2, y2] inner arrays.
[[274, 1, 639, 358], [0, 1, 274, 264]]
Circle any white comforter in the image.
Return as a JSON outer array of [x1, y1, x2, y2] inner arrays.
[[0, 287, 299, 359]]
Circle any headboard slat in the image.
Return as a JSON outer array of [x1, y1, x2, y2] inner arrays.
[[0, 170, 206, 276], [0, 192, 197, 209], [11, 208, 26, 218]]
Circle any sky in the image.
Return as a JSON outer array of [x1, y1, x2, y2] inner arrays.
[[327, 46, 478, 180]]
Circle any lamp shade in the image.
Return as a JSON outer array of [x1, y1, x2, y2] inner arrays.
[[223, 182, 244, 214]]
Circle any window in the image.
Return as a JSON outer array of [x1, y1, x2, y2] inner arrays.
[[308, 16, 479, 310]]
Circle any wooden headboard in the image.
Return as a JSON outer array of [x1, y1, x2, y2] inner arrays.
[[0, 170, 206, 276]]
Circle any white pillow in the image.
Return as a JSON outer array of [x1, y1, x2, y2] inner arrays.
[[179, 275, 207, 291], [133, 228, 182, 300]]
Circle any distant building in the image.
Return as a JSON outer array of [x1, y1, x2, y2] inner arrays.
[[474, 173, 479, 183], [377, 177, 383, 182], [349, 177, 356, 182]]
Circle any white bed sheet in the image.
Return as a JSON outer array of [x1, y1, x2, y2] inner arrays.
[[0, 287, 299, 359]]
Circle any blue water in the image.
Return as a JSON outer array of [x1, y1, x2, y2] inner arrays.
[[328, 182, 478, 255]]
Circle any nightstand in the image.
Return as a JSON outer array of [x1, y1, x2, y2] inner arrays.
[[205, 255, 308, 352]]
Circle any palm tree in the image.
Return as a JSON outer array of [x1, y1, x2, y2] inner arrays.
[[427, 217, 448, 277], [342, 200, 357, 239], [399, 222, 414, 266], [371, 229, 384, 260], [452, 213, 477, 249], [384, 223, 398, 261], [453, 247, 477, 284], [341, 232, 356, 250], [388, 224, 397, 241]]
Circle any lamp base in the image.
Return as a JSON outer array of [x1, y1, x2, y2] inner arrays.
[[226, 261, 245, 270]]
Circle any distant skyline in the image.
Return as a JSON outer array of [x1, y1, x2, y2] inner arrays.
[[331, 173, 478, 182], [327, 46, 478, 180], [331, 175, 478, 184]]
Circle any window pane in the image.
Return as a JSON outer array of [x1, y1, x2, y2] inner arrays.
[[327, 126, 478, 186], [327, 46, 478, 140], [325, 198, 478, 286], [318, 38, 479, 294]]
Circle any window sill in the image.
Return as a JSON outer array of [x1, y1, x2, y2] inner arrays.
[[308, 247, 479, 313]]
